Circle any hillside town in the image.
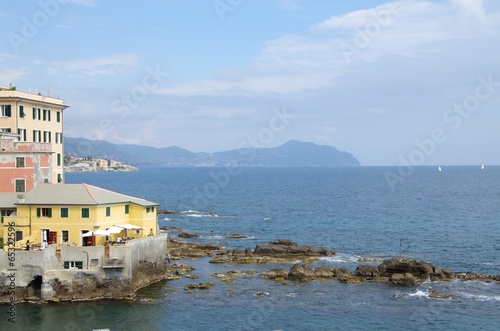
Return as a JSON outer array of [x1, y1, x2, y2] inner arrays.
[[64, 156, 138, 172]]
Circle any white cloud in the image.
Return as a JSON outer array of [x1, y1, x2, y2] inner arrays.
[[0, 68, 29, 84], [47, 54, 140, 77]]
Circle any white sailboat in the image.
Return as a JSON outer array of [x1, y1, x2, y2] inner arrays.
[[481, 164, 485, 170], [438, 166, 442, 172]]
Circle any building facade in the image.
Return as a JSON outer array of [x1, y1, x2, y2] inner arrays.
[[0, 86, 68, 188], [3, 183, 159, 248]]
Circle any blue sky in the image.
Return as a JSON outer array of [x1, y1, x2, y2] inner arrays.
[[1, 0, 500, 165]]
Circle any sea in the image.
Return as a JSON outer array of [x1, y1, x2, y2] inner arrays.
[[3, 166, 500, 331]]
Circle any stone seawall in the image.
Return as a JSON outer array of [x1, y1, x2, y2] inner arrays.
[[0, 235, 168, 303]]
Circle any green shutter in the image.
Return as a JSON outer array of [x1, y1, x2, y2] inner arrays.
[[64, 261, 69, 269], [5, 105, 11, 117], [37, 208, 41, 217], [77, 261, 83, 269], [47, 208, 52, 218]]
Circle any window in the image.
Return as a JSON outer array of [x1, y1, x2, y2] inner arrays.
[[43, 131, 51, 143], [81, 208, 90, 218], [1, 128, 11, 133], [125, 205, 129, 214], [57, 153, 61, 166], [36, 207, 52, 218], [1, 105, 11, 117], [62, 230, 69, 243], [56, 111, 61, 122], [55, 132, 63, 144], [16, 231, 23, 242], [17, 128, 26, 141], [43, 109, 49, 121], [64, 261, 83, 270], [33, 130, 41, 142], [58, 174, 62, 183], [15, 179, 25, 193], [106, 206, 111, 217], [61, 208, 69, 218], [19, 105, 25, 118], [16, 157, 25, 168]]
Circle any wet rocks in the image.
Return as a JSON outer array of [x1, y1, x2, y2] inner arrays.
[[167, 238, 223, 259], [210, 239, 335, 264], [177, 232, 200, 238], [288, 264, 315, 281], [184, 282, 215, 290], [224, 234, 248, 239]]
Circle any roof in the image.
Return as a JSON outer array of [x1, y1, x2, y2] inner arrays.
[[16, 184, 158, 207], [0, 193, 19, 209]]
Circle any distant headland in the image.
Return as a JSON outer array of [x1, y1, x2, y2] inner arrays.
[[64, 138, 361, 168]]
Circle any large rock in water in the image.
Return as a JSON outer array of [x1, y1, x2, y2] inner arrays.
[[288, 264, 315, 281], [378, 258, 454, 283], [253, 240, 334, 257]]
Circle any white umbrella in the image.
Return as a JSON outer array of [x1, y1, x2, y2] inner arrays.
[[107, 226, 125, 234], [82, 229, 109, 237], [118, 224, 145, 230]]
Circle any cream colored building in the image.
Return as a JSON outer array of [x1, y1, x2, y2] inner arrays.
[[0, 86, 68, 188]]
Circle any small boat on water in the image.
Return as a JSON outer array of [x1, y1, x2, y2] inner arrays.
[[481, 164, 485, 170], [438, 166, 442, 172]]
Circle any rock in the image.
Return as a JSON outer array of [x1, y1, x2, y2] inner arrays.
[[314, 267, 336, 278], [184, 282, 215, 290], [270, 239, 298, 246], [429, 290, 459, 300], [354, 265, 380, 279], [162, 226, 183, 232], [254, 244, 289, 256], [288, 264, 315, 281], [389, 273, 419, 285], [224, 234, 248, 239], [167, 239, 223, 259], [379, 258, 433, 281], [177, 232, 200, 238], [261, 269, 289, 280], [221, 278, 235, 283], [334, 268, 354, 282]]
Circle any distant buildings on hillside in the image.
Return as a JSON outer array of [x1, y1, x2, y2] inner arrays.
[[64, 157, 138, 172]]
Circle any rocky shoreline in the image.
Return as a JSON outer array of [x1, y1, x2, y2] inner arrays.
[[166, 237, 500, 288], [3, 236, 498, 304]]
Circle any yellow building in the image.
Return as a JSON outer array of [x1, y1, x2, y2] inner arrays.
[[0, 86, 68, 187], [3, 183, 158, 248]]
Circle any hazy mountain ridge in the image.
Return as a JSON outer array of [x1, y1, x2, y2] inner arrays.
[[64, 137, 361, 167]]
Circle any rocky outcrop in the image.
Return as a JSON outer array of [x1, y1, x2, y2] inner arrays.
[[168, 238, 223, 259], [224, 234, 248, 239], [210, 239, 334, 264], [288, 264, 315, 281], [177, 232, 200, 238], [259, 258, 500, 286]]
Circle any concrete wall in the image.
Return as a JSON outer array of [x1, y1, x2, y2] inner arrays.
[[0, 234, 168, 290]]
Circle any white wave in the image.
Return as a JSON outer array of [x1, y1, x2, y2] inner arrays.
[[286, 292, 299, 298], [319, 253, 361, 263], [409, 290, 430, 298], [183, 212, 220, 218], [200, 235, 224, 240], [458, 292, 500, 302]]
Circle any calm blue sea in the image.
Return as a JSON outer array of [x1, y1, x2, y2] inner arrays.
[[4, 167, 500, 330]]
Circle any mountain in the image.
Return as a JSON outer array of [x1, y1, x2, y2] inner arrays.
[[64, 137, 361, 167]]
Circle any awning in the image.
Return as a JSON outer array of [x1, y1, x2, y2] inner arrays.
[[117, 224, 145, 230], [82, 229, 109, 237]]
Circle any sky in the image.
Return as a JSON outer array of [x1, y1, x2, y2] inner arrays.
[[1, 0, 500, 166]]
